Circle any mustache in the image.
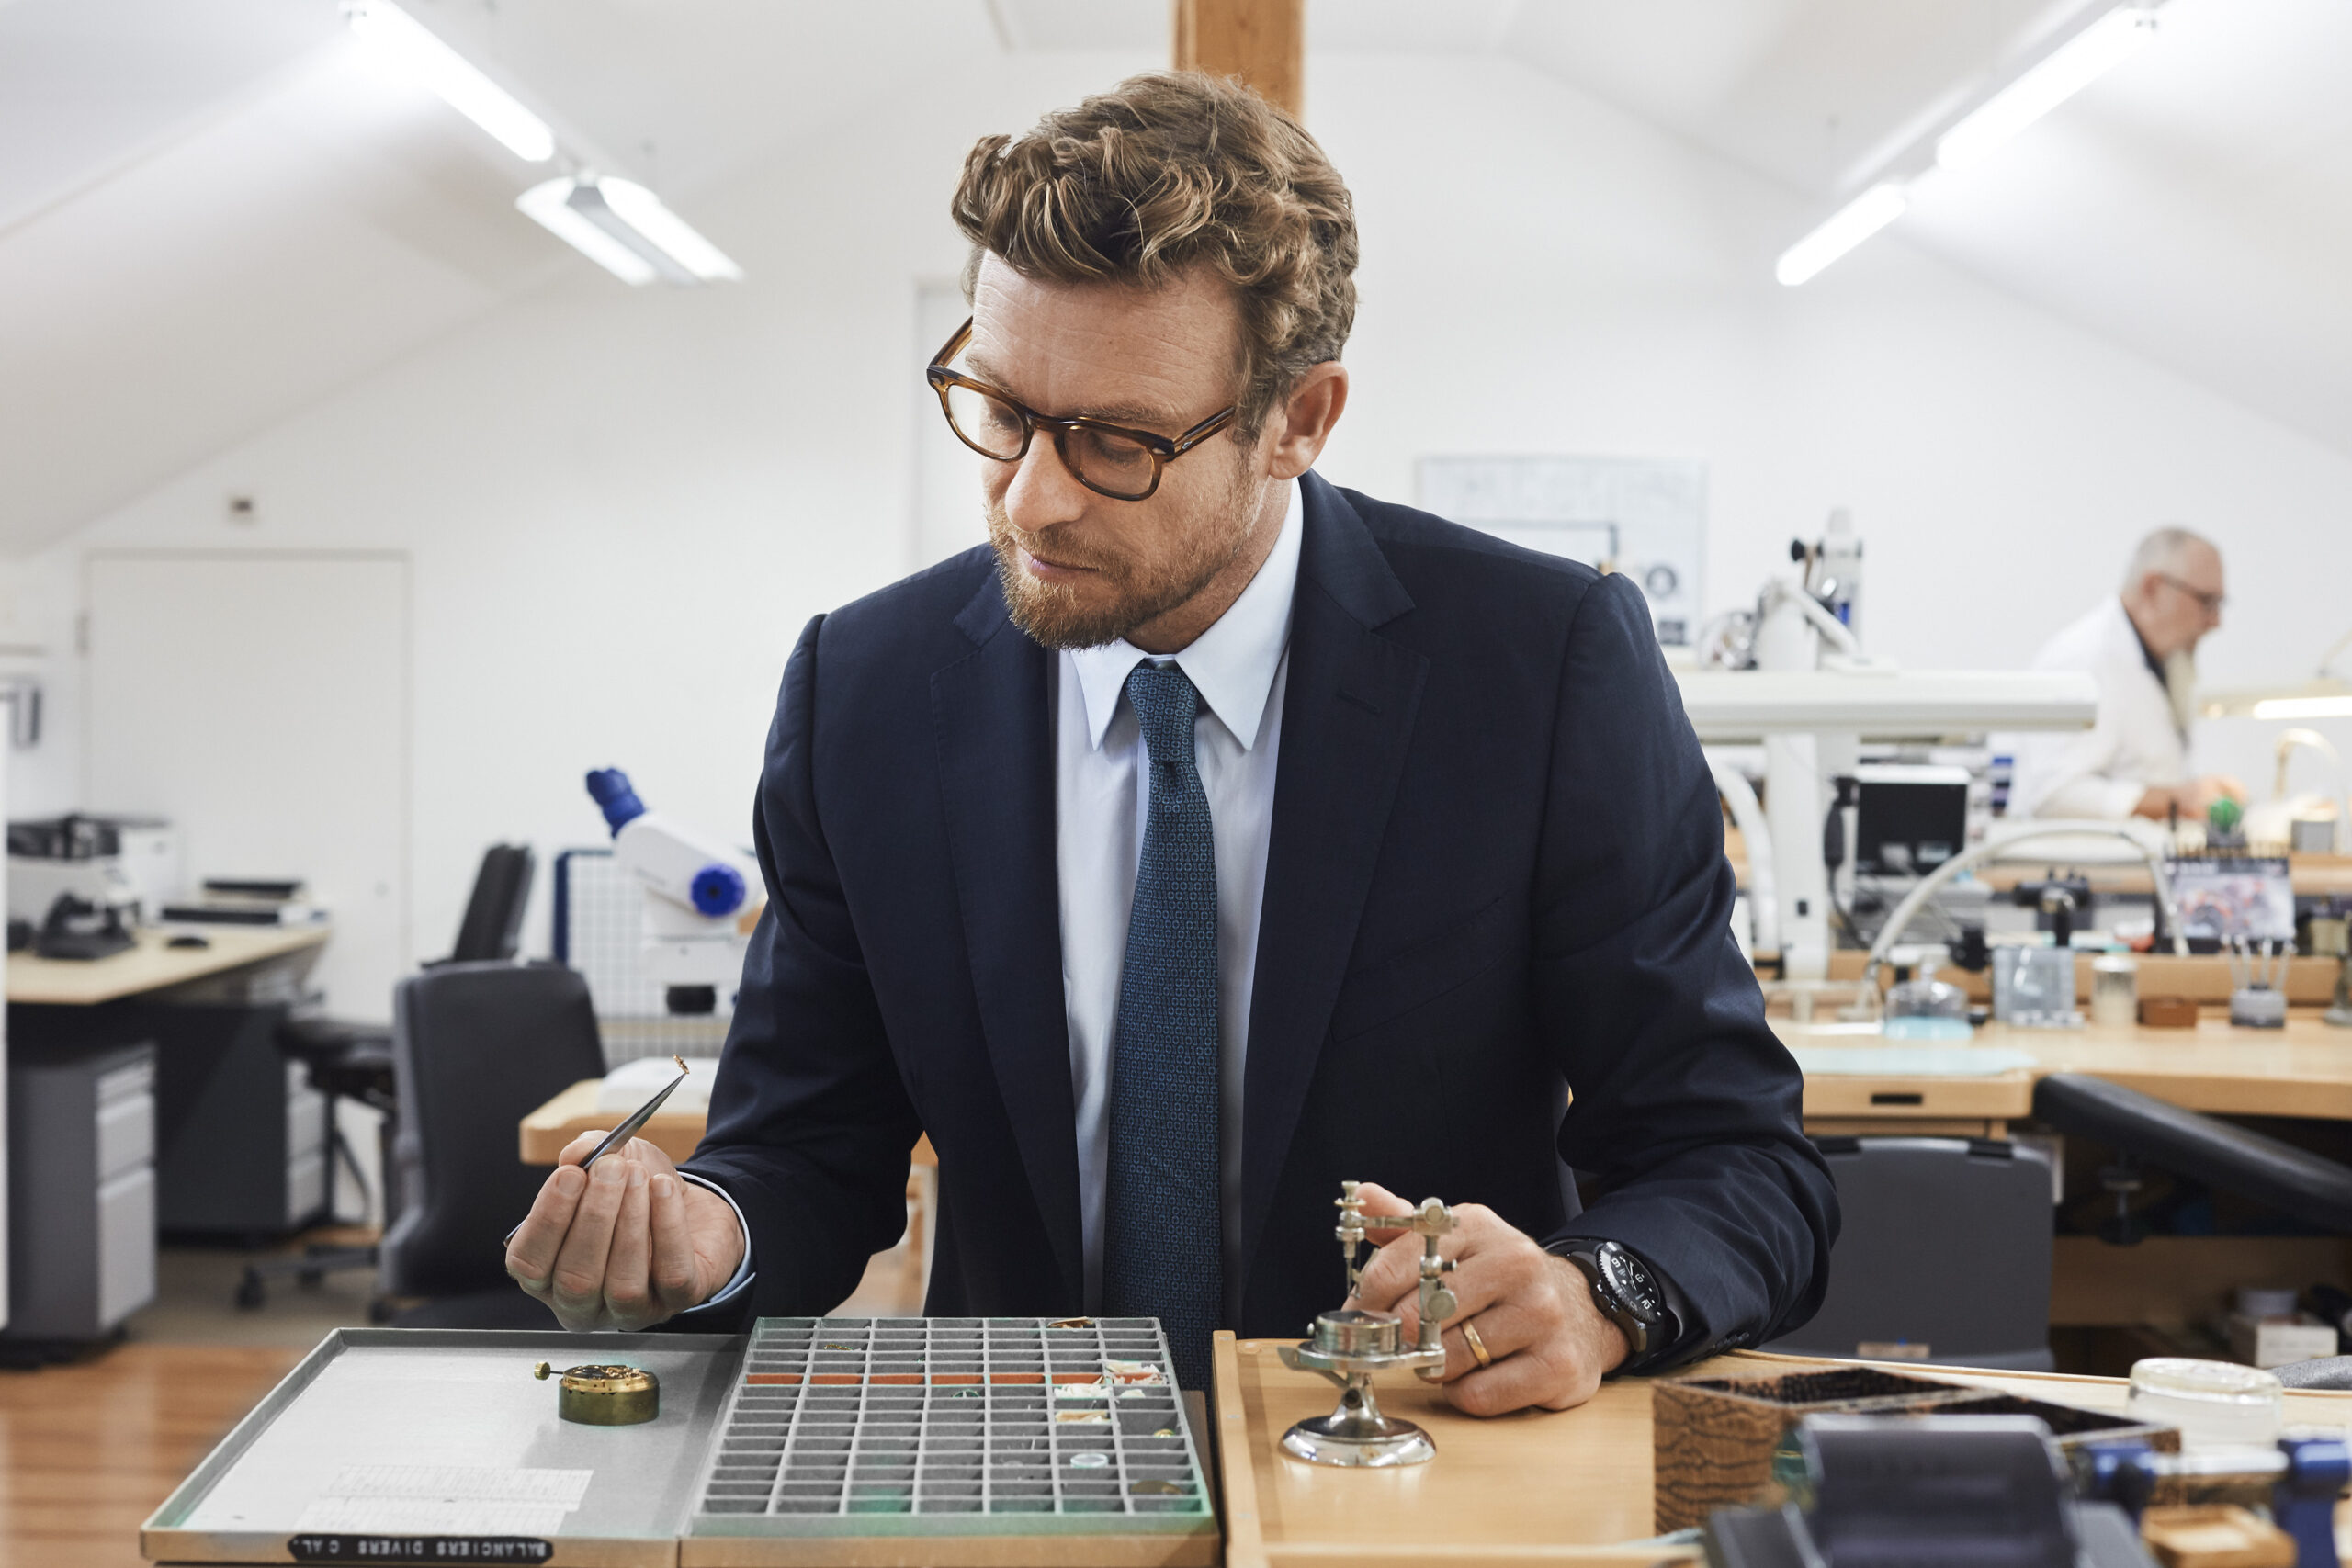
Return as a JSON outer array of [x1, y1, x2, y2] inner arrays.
[[983, 505, 1123, 576]]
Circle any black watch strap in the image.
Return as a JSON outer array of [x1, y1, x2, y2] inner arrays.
[[1555, 1239, 1672, 1370]]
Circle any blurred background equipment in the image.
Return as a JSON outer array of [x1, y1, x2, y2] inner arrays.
[[583, 768, 760, 1019]]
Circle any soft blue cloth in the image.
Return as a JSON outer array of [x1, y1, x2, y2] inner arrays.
[[1102, 663, 1222, 1389]]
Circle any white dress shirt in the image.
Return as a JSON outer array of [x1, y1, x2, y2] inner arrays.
[[2005, 596, 2188, 820], [687, 477, 1301, 1319], [1058, 475, 1302, 1313]]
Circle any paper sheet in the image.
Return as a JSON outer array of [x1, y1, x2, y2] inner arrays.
[[293, 1465, 593, 1536]]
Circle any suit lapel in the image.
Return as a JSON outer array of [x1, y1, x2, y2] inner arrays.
[[1239, 473, 1428, 1286], [933, 580, 1084, 1303]]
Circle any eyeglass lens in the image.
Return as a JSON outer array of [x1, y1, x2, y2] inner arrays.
[[942, 383, 1159, 501]]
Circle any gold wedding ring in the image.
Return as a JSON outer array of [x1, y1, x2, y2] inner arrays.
[[1461, 1318, 1494, 1371]]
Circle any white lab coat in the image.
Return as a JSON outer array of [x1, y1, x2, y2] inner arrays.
[[2006, 596, 2188, 820]]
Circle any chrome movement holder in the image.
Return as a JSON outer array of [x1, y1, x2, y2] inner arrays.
[[1276, 1181, 1458, 1468]]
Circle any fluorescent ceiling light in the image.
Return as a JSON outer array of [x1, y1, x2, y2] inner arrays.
[[593, 179, 744, 283], [517, 178, 656, 284], [345, 0, 554, 163], [2252, 695, 2352, 721], [517, 176, 742, 287], [1775, 184, 1907, 288], [1936, 6, 2156, 173]]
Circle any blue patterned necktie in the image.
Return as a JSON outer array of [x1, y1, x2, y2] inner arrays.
[[1102, 662, 1222, 1390]]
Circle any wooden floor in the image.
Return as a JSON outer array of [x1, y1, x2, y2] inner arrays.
[[0, 1344, 303, 1568], [0, 1243, 926, 1568]]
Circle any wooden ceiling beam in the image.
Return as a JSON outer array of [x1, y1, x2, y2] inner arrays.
[[1172, 0, 1305, 119]]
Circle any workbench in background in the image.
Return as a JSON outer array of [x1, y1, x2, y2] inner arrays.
[[9, 923, 336, 1243]]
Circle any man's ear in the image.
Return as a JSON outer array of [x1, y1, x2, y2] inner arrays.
[[1265, 362, 1350, 481]]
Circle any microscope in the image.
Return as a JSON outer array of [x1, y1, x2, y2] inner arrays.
[[585, 768, 762, 1014]]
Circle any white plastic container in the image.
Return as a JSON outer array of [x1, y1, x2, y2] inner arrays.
[[2126, 1357, 2284, 1450]]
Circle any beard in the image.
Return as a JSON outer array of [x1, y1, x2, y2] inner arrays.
[[2165, 649, 2199, 736], [986, 454, 1260, 650]]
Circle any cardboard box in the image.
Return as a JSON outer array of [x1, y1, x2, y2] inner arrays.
[[2226, 1312, 2337, 1370]]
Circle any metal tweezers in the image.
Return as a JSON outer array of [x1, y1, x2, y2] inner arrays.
[[580, 1054, 690, 1172]]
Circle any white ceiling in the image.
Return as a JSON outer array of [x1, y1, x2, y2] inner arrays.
[[3, 0, 2347, 553]]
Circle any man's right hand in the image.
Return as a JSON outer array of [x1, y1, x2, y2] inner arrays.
[[505, 1133, 747, 1331]]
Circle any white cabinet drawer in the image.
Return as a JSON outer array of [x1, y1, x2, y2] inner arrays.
[[96, 1165, 157, 1328], [95, 1091, 154, 1182]]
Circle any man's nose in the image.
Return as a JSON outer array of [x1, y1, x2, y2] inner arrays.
[[1000, 434, 1089, 535]]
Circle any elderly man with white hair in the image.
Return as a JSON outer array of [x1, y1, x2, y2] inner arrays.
[[2010, 526, 2245, 822]]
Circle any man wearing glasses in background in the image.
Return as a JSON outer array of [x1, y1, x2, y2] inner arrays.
[[507, 72, 1836, 1409], [2010, 527, 2245, 824]]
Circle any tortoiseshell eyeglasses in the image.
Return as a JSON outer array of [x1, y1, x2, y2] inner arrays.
[[924, 317, 1238, 502]]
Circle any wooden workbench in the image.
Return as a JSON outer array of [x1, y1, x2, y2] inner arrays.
[[1210, 1337, 2352, 1567], [521, 1012, 2352, 1168], [6, 922, 331, 1006], [1785, 1012, 2352, 1126]]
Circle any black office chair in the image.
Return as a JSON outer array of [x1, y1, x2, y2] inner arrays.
[[239, 844, 535, 1310], [1767, 1135, 2059, 1371], [2030, 1073, 2352, 1236], [378, 961, 608, 1327]]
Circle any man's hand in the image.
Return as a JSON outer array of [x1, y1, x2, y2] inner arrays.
[[2136, 775, 2248, 820], [505, 1133, 747, 1331], [1344, 1181, 1627, 1416]]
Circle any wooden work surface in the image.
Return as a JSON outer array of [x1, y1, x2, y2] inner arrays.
[[1783, 1012, 2352, 1122], [526, 1013, 2352, 1170], [6, 923, 331, 1007], [1210, 1337, 2352, 1567], [521, 1078, 938, 1169]]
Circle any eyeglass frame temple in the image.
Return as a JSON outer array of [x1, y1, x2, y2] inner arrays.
[[924, 317, 1238, 499]]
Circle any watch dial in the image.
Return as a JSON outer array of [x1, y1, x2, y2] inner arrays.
[[1603, 1248, 1661, 1319]]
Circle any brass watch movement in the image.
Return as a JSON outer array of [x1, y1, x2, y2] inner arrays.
[[534, 1360, 661, 1426]]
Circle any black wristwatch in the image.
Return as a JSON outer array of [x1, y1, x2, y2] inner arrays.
[[1555, 1239, 1670, 1362]]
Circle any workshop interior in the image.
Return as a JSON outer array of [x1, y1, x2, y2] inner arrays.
[[6, 1, 2352, 1565]]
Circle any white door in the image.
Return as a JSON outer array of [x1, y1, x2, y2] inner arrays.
[[84, 551, 411, 1020]]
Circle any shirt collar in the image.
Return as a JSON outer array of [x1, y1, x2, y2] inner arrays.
[[1068, 474, 1304, 752]]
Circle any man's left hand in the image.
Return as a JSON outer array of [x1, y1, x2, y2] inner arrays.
[[1345, 1181, 1628, 1416]]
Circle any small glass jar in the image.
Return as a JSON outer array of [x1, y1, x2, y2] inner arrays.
[[1885, 961, 1972, 1041], [2091, 953, 2140, 1028], [2126, 1357, 2283, 1450]]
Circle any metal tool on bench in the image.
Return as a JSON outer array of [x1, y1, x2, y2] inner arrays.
[[1276, 1181, 1459, 1468], [2228, 935, 2290, 1030], [1703, 1415, 2158, 1568], [2080, 1432, 2351, 1568]]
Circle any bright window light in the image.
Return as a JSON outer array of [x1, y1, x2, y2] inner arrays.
[[1775, 185, 1908, 288], [345, 0, 555, 163], [1936, 6, 2156, 173], [517, 178, 657, 285], [597, 179, 744, 283], [2253, 696, 2352, 721]]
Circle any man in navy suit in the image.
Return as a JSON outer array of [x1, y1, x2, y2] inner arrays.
[[508, 73, 1835, 1409]]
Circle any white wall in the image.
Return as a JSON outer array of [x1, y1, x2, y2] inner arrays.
[[10, 49, 2351, 1010]]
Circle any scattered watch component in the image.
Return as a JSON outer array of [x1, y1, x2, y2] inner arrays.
[[534, 1359, 661, 1426]]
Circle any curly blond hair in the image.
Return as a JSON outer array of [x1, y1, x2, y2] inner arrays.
[[952, 72, 1358, 437]]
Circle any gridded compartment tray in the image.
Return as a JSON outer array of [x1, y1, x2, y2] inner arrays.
[[684, 1317, 1217, 1564]]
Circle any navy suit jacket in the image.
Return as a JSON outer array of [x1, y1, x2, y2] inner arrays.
[[683, 471, 1836, 1358]]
